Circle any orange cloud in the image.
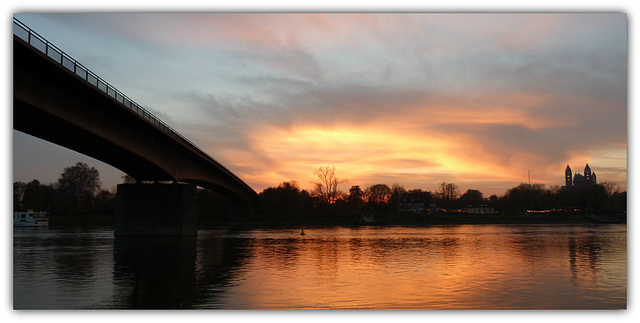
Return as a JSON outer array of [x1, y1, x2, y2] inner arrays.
[[237, 121, 521, 193], [206, 80, 627, 196], [196, 79, 626, 196]]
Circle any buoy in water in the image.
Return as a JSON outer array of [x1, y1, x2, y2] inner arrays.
[[300, 229, 305, 236]]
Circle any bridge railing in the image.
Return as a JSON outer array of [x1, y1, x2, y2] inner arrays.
[[13, 17, 232, 176]]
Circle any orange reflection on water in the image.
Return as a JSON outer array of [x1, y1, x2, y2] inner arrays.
[[223, 225, 626, 309]]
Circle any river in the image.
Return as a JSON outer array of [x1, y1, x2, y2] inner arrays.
[[13, 224, 626, 309]]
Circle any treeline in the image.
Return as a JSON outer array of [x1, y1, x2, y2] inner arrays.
[[12, 162, 233, 226], [253, 180, 626, 222], [252, 165, 627, 224], [13, 162, 116, 224], [14, 163, 627, 226], [496, 182, 626, 214]]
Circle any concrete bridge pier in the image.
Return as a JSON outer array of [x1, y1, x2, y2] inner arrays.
[[115, 183, 198, 236]]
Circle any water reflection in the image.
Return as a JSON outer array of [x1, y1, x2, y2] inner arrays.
[[13, 228, 115, 309], [112, 236, 197, 309], [190, 230, 253, 308], [229, 225, 626, 309], [111, 230, 253, 309], [13, 224, 626, 309]]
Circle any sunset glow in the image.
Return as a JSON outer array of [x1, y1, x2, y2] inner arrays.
[[12, 13, 627, 196]]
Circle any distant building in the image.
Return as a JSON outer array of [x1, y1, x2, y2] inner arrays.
[[563, 164, 597, 190], [397, 191, 432, 214], [565, 165, 573, 188], [584, 164, 596, 184]]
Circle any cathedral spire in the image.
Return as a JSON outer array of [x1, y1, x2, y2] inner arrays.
[[565, 164, 573, 187]]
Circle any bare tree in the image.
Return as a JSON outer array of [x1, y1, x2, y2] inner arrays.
[[601, 181, 620, 197], [437, 182, 460, 210], [438, 182, 459, 200], [13, 181, 27, 211], [390, 183, 406, 197], [312, 165, 346, 204]]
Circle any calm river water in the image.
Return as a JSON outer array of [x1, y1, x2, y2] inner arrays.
[[13, 224, 626, 309]]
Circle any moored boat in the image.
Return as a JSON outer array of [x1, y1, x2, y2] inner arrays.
[[14, 210, 49, 227]]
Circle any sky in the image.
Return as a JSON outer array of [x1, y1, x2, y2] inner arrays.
[[9, 11, 628, 197]]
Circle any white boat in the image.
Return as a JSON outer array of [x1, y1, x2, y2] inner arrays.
[[14, 209, 49, 227]]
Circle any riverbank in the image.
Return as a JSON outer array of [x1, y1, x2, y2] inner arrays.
[[202, 212, 626, 230], [43, 212, 626, 229]]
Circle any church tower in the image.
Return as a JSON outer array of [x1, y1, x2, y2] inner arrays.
[[584, 164, 592, 183], [565, 165, 573, 188]]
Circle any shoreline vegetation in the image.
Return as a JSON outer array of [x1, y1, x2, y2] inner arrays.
[[14, 163, 627, 229]]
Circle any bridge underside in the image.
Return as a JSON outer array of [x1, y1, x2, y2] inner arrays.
[[15, 100, 174, 182], [14, 35, 257, 205]]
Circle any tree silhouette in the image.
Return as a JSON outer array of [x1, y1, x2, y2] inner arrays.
[[437, 182, 460, 210], [389, 184, 407, 212], [312, 165, 346, 204], [122, 174, 137, 184], [259, 181, 313, 222], [56, 162, 101, 215], [22, 179, 44, 211], [459, 189, 484, 207], [365, 184, 392, 214], [366, 184, 392, 205], [93, 189, 116, 215], [13, 181, 27, 211], [601, 181, 620, 197], [347, 185, 365, 214]]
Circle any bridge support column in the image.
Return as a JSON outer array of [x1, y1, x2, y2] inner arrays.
[[115, 183, 198, 236]]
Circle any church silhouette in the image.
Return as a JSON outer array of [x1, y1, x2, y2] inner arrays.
[[564, 164, 597, 189]]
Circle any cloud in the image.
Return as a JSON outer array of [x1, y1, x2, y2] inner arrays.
[[167, 58, 626, 194], [15, 13, 626, 196]]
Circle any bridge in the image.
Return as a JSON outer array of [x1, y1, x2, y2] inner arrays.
[[13, 18, 258, 235]]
